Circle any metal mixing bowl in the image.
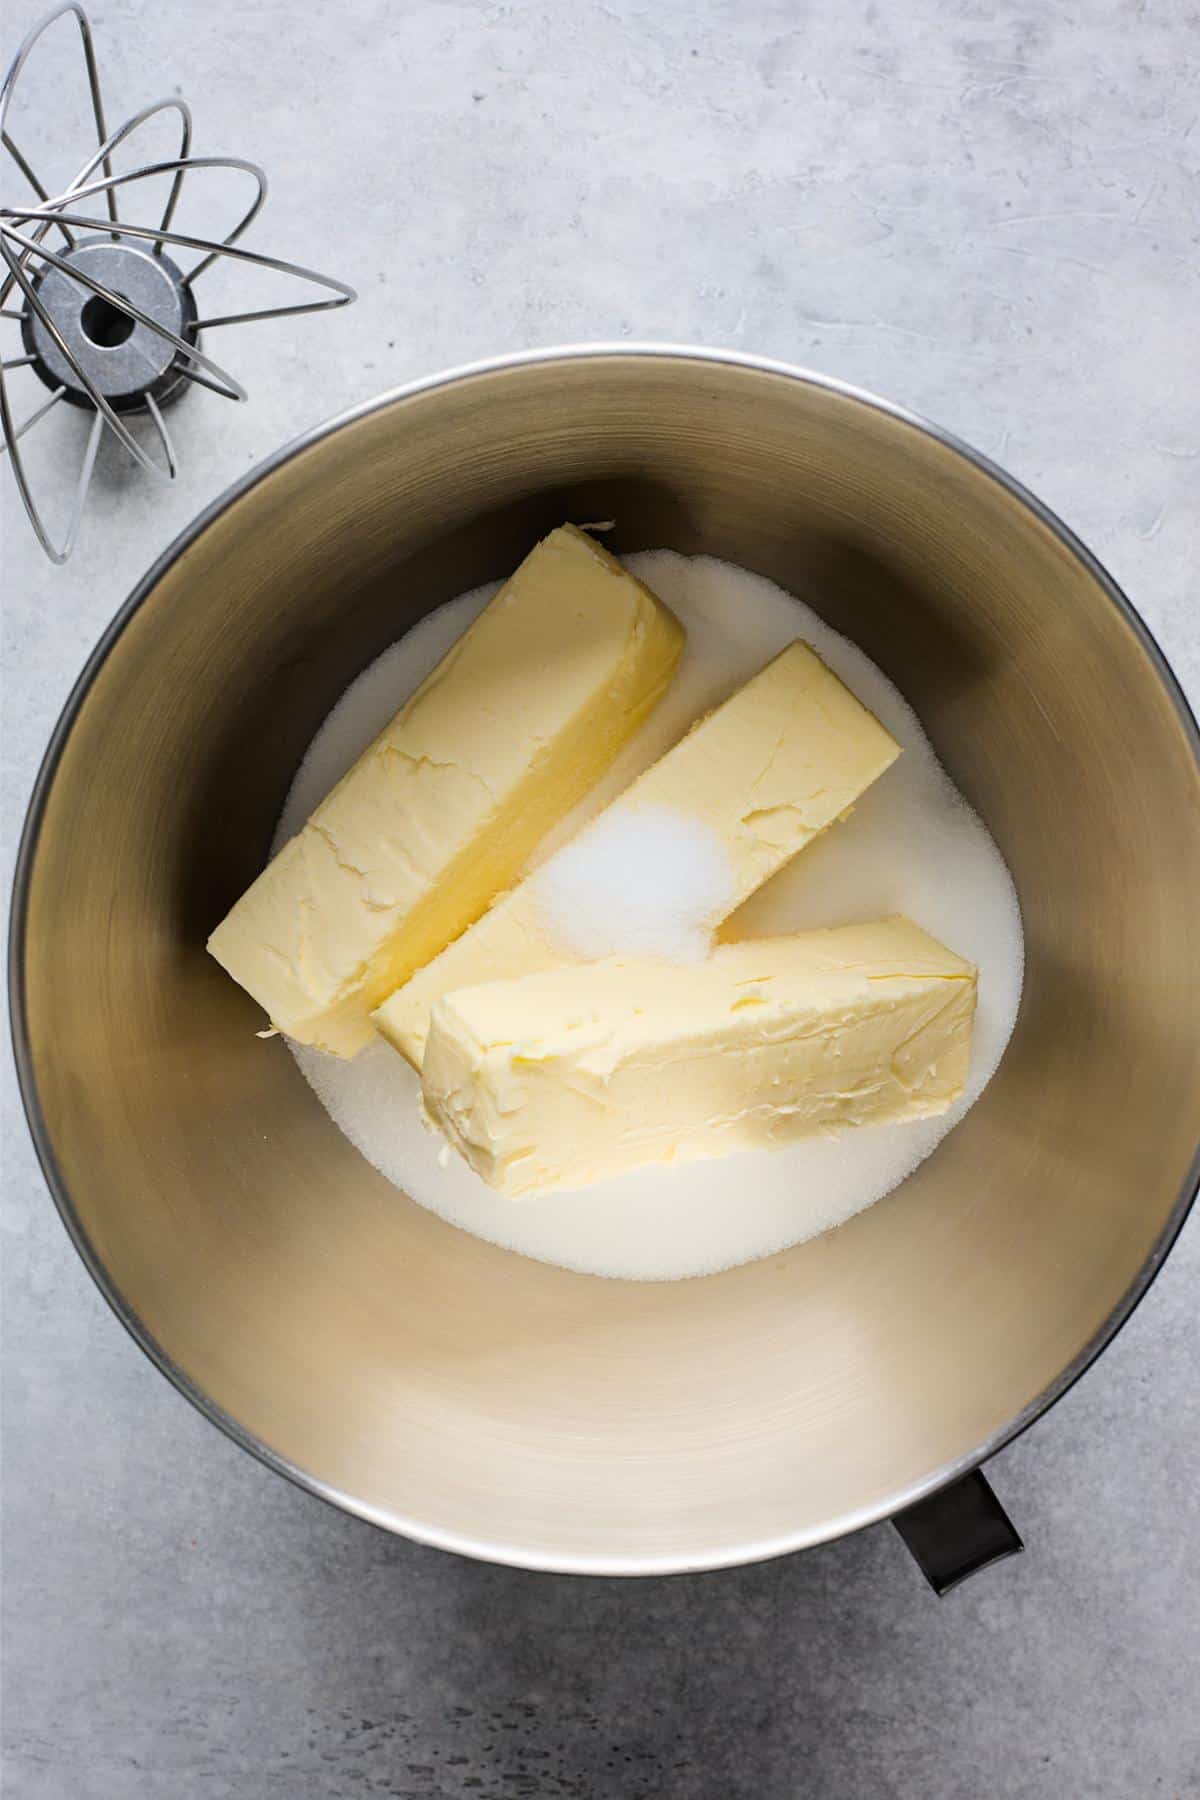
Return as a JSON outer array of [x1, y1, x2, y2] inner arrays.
[[11, 347, 1200, 1577]]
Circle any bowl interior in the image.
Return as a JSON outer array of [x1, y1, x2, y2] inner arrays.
[[17, 351, 1200, 1570]]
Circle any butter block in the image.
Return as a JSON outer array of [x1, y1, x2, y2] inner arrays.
[[422, 918, 976, 1198], [374, 642, 901, 1066], [208, 525, 685, 1055]]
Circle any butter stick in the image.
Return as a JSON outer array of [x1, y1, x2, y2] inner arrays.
[[208, 526, 684, 1055], [422, 918, 977, 1198], [374, 642, 901, 1066]]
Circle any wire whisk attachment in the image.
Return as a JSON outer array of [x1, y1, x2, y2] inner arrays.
[[1, 3, 355, 561]]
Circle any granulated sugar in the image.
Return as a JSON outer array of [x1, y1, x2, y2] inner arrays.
[[532, 804, 735, 963], [273, 550, 1024, 1282]]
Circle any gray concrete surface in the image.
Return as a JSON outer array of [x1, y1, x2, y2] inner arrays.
[[3, 1, 1198, 1795]]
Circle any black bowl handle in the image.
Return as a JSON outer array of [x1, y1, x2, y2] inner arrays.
[[893, 1468, 1023, 1594]]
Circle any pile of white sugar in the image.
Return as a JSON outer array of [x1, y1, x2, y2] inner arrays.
[[532, 804, 736, 964], [274, 551, 1024, 1282]]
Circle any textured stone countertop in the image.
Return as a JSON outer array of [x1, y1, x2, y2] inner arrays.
[[2, 2, 1197, 1796]]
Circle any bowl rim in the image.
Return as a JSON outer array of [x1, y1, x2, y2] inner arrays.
[[10, 341, 1200, 1576]]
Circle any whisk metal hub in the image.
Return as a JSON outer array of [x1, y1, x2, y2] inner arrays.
[[22, 236, 197, 410]]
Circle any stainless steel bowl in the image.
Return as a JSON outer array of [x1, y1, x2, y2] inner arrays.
[[12, 346, 1200, 1577]]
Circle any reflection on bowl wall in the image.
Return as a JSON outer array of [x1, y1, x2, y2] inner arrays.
[[11, 348, 1200, 1575]]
